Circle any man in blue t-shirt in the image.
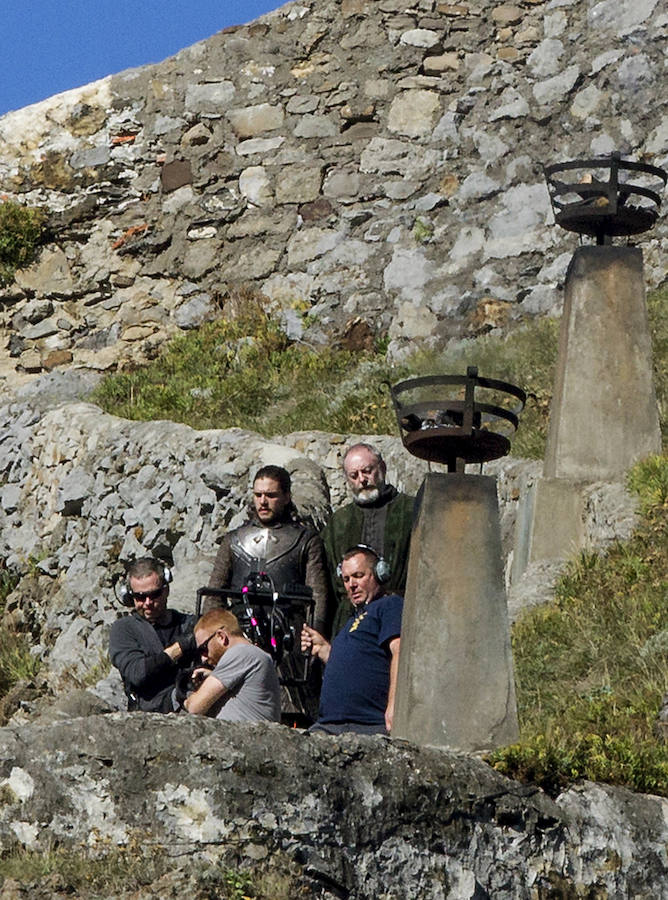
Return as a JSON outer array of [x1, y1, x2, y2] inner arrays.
[[301, 546, 402, 735]]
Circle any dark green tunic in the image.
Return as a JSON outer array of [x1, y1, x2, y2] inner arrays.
[[321, 487, 415, 635]]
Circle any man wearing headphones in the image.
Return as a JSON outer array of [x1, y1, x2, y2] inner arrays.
[[321, 443, 414, 636], [301, 546, 402, 735], [109, 557, 197, 712]]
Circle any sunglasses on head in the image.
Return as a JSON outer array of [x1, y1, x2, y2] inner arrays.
[[131, 586, 165, 602]]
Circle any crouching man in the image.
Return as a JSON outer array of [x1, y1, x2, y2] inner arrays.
[[109, 557, 196, 712], [181, 609, 281, 723], [301, 546, 402, 735]]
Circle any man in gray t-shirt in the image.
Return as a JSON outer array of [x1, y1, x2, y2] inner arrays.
[[183, 609, 280, 723]]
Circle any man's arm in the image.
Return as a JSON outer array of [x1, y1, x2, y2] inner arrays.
[[184, 672, 226, 716], [109, 618, 183, 692], [204, 534, 233, 613], [304, 532, 334, 637], [301, 624, 331, 664], [385, 637, 401, 733]]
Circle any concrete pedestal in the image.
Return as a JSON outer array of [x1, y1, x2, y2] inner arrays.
[[516, 246, 661, 571], [517, 477, 586, 570], [393, 473, 519, 751], [544, 246, 661, 481]]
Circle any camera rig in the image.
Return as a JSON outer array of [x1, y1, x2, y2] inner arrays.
[[195, 571, 315, 687]]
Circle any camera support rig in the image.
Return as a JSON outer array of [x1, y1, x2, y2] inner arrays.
[[196, 575, 315, 687]]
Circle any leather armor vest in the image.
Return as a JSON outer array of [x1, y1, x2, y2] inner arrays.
[[229, 520, 311, 593]]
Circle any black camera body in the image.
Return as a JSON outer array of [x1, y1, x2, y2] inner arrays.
[[196, 572, 314, 673]]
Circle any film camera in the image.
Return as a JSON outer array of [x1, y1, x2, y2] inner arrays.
[[196, 570, 315, 684]]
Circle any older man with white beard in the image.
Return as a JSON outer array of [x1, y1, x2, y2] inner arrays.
[[321, 443, 414, 634]]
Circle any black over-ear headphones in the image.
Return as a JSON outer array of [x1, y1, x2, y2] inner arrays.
[[116, 557, 173, 607], [336, 544, 391, 584]]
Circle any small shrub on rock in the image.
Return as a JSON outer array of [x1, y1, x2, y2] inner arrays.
[[0, 199, 46, 286], [0, 563, 39, 700]]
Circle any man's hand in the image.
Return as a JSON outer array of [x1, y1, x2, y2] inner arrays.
[[301, 624, 331, 664], [177, 633, 197, 661], [164, 641, 183, 662], [191, 667, 211, 687], [184, 671, 226, 716], [164, 634, 197, 663]]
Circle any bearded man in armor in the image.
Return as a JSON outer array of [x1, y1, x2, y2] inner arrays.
[[205, 464, 332, 724]]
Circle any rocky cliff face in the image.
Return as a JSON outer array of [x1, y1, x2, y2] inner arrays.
[[0, 0, 666, 379], [0, 371, 637, 704], [0, 715, 666, 899], [0, 4, 663, 891]]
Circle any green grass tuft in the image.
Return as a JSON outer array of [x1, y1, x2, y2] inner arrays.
[[91, 301, 563, 456], [0, 200, 46, 287], [91, 302, 401, 437], [489, 454, 668, 796], [0, 843, 306, 899], [647, 283, 668, 445], [628, 453, 668, 515], [0, 566, 40, 698], [0, 844, 168, 895], [90, 283, 667, 461]]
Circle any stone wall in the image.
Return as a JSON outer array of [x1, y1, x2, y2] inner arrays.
[[0, 7, 662, 887], [0, 370, 637, 702], [0, 0, 666, 380], [0, 714, 666, 899]]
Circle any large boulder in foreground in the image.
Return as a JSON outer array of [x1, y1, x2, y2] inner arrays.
[[0, 714, 665, 898]]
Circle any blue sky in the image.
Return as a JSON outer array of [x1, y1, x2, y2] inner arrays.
[[0, 1, 285, 117]]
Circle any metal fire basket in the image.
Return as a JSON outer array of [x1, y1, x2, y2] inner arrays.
[[544, 152, 667, 244], [388, 366, 526, 471]]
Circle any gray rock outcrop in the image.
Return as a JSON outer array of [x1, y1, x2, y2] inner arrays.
[[0, 714, 666, 899]]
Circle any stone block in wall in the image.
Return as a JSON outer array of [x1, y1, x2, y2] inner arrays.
[[15, 248, 73, 298], [239, 166, 272, 207], [388, 90, 441, 138], [226, 103, 285, 138], [275, 165, 323, 204], [185, 81, 236, 115]]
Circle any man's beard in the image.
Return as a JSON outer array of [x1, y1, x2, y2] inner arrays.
[[354, 486, 381, 505]]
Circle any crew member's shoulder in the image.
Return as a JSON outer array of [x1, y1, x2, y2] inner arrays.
[[376, 593, 404, 612], [171, 609, 197, 630], [110, 611, 142, 633], [225, 640, 274, 664], [391, 491, 415, 507], [109, 614, 130, 636]]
